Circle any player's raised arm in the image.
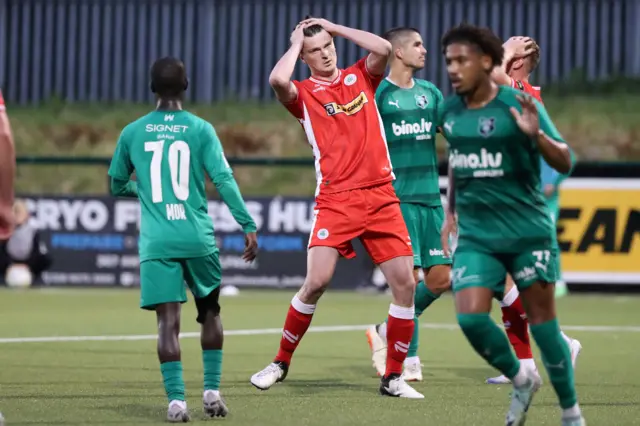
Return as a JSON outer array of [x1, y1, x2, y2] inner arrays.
[[108, 128, 138, 198], [491, 37, 537, 86], [269, 23, 306, 103], [305, 18, 391, 76], [511, 95, 573, 174], [0, 91, 15, 239]]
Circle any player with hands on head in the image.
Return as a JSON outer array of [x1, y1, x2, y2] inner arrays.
[[108, 57, 258, 422], [252, 16, 424, 399]]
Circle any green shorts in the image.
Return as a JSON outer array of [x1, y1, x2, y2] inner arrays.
[[451, 246, 559, 297], [139, 252, 222, 310], [400, 203, 452, 269]]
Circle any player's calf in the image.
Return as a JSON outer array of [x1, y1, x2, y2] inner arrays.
[[520, 282, 583, 423], [378, 256, 416, 379], [196, 290, 229, 417], [251, 247, 338, 391], [156, 303, 187, 413]]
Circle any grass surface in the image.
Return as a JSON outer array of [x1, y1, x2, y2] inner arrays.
[[0, 288, 638, 425], [10, 95, 640, 195]]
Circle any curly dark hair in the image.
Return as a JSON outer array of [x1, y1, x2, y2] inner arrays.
[[441, 23, 504, 67]]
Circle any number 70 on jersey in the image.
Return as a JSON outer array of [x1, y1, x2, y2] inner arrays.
[[145, 139, 190, 221]]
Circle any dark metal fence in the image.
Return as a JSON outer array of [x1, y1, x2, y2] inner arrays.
[[3, 0, 640, 104]]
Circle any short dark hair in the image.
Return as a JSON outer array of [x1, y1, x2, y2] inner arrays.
[[301, 15, 325, 38], [150, 57, 187, 98], [441, 23, 504, 67], [382, 27, 420, 45]]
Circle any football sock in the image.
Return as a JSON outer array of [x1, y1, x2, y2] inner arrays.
[[530, 319, 577, 409], [407, 281, 440, 357], [500, 287, 533, 360], [457, 313, 521, 380], [203, 349, 223, 391], [274, 295, 315, 365], [160, 361, 186, 402], [385, 304, 415, 376]]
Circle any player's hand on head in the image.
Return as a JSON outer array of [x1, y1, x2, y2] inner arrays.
[[243, 232, 258, 263], [302, 18, 337, 35], [510, 95, 540, 137], [291, 21, 307, 45], [503, 36, 536, 58]]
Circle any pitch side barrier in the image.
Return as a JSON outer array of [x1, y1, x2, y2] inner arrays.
[[14, 159, 640, 291]]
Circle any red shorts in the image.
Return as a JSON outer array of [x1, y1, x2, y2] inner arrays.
[[308, 183, 413, 265]]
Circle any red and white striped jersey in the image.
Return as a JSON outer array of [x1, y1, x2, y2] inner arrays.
[[281, 56, 394, 196]]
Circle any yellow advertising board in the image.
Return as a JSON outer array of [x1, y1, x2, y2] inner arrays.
[[438, 177, 640, 284], [557, 178, 640, 284]]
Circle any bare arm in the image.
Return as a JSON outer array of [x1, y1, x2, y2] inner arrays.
[[535, 130, 572, 174], [0, 100, 15, 239], [307, 18, 391, 76], [446, 164, 455, 215], [0, 111, 14, 210], [269, 22, 308, 104], [331, 25, 391, 75], [269, 41, 302, 104]]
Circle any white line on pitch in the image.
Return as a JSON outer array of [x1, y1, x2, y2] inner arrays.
[[1, 322, 639, 344]]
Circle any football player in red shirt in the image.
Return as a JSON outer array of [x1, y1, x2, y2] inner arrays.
[[250, 17, 423, 399], [0, 90, 15, 240], [487, 36, 582, 386]]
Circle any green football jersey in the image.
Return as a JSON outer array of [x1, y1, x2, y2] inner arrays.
[[376, 78, 443, 206], [439, 85, 571, 253], [108, 110, 234, 262]]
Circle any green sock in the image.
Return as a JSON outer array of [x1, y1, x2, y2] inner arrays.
[[407, 281, 440, 357], [530, 319, 577, 409], [457, 313, 520, 379], [160, 361, 185, 402], [203, 350, 223, 391]]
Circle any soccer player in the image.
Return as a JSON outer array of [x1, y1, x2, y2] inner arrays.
[[0, 90, 15, 240], [108, 57, 258, 422], [250, 17, 423, 399], [485, 36, 582, 386], [439, 24, 585, 425], [364, 27, 451, 382]]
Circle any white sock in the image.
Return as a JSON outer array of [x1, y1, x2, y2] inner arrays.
[[378, 322, 387, 340], [511, 363, 529, 388], [404, 356, 420, 366], [519, 358, 537, 372], [560, 330, 573, 347], [562, 404, 582, 419], [204, 389, 220, 397]]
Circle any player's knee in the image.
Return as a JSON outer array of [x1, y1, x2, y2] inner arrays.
[[426, 270, 451, 294], [300, 273, 331, 303], [457, 313, 492, 338]]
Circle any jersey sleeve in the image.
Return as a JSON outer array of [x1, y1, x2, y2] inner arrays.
[[201, 122, 233, 182], [108, 127, 134, 180], [535, 99, 576, 174], [535, 100, 565, 143], [354, 55, 384, 91], [280, 81, 305, 120], [0, 90, 5, 111]]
